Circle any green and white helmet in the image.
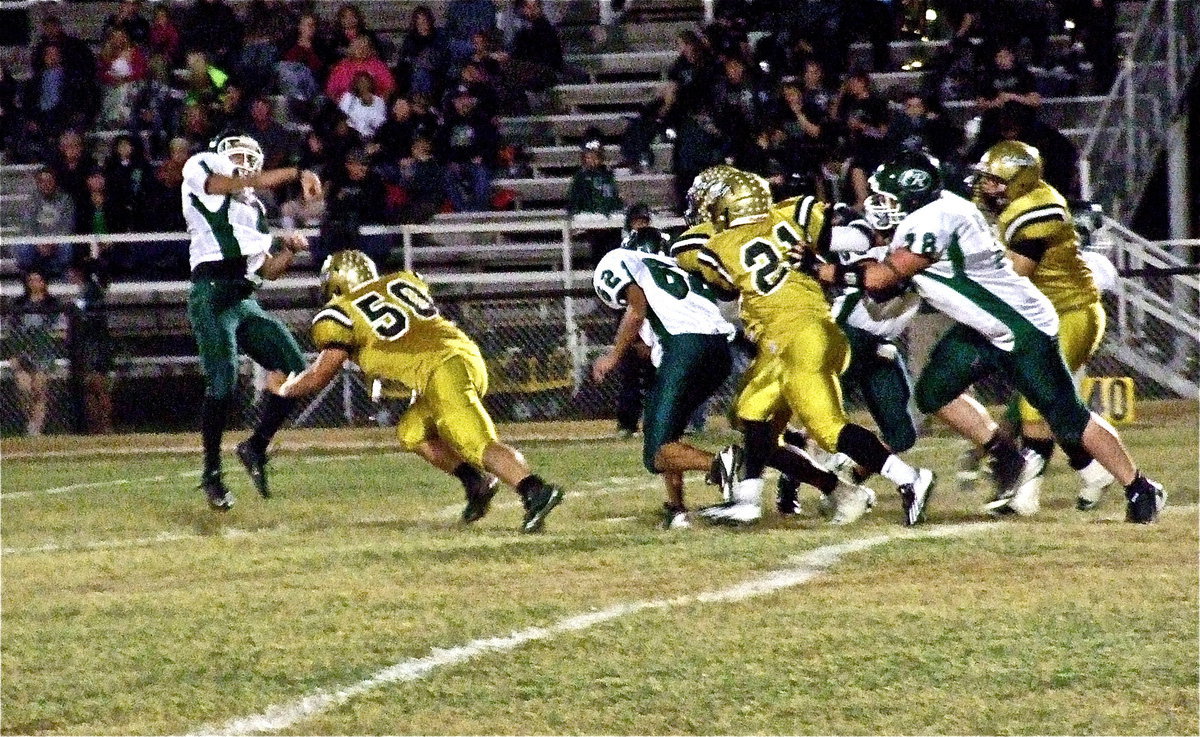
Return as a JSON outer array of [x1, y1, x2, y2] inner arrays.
[[214, 134, 264, 176], [865, 150, 943, 229]]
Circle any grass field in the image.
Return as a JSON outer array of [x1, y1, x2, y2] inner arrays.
[[2, 403, 1197, 736]]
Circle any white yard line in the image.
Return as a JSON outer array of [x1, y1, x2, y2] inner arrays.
[[189, 522, 1002, 736]]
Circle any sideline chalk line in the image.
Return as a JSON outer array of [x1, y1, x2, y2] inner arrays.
[[189, 521, 1001, 735]]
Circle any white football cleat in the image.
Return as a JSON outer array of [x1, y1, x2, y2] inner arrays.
[[899, 469, 935, 526], [1007, 473, 1042, 517], [1076, 460, 1116, 511], [982, 450, 1045, 515], [661, 505, 691, 530], [829, 480, 875, 526], [698, 501, 762, 526], [707, 445, 744, 503]]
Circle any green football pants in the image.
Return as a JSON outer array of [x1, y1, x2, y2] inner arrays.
[[187, 278, 306, 399]]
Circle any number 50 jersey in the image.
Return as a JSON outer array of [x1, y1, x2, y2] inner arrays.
[[311, 270, 481, 392]]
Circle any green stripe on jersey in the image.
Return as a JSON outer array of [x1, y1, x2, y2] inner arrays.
[[192, 161, 241, 260]]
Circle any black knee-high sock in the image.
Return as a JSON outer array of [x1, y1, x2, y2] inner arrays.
[[835, 423, 891, 474], [741, 420, 773, 479], [454, 462, 484, 489], [202, 394, 233, 477], [1060, 442, 1094, 471], [768, 446, 838, 494], [248, 393, 298, 453], [1022, 435, 1056, 463]]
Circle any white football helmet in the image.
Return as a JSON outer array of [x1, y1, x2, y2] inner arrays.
[[215, 135, 264, 176]]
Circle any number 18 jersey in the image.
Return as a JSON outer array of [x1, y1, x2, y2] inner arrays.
[[311, 270, 480, 393]]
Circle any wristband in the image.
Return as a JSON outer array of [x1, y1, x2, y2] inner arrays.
[[832, 261, 866, 288]]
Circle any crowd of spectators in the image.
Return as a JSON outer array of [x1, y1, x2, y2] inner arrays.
[[0, 0, 1116, 282]]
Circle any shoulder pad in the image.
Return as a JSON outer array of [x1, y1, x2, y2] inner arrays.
[[312, 304, 356, 351]]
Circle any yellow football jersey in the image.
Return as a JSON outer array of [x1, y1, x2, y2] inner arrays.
[[671, 210, 829, 342], [772, 195, 831, 252], [996, 182, 1100, 313], [311, 270, 482, 393]]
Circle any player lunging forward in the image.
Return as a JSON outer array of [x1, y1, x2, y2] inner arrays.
[[807, 150, 1164, 524], [276, 251, 565, 533]]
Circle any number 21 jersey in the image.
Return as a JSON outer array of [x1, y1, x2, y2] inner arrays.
[[311, 270, 480, 392]]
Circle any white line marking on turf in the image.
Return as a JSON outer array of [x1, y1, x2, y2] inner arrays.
[[1, 527, 288, 555], [189, 522, 1001, 736]]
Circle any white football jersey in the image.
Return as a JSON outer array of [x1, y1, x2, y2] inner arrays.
[[831, 235, 920, 341], [891, 191, 1059, 351], [593, 249, 734, 367], [182, 152, 273, 277]]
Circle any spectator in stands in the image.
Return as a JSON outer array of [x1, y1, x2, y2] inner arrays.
[[317, 146, 392, 266], [671, 104, 725, 211], [183, 50, 229, 109], [398, 6, 450, 100], [76, 171, 126, 241], [777, 74, 826, 166], [507, 0, 564, 92], [245, 96, 297, 171], [0, 64, 16, 152], [49, 131, 95, 219], [281, 11, 328, 79], [371, 94, 416, 164], [33, 15, 97, 86], [711, 54, 769, 148], [147, 137, 191, 235], [148, 4, 182, 77], [446, 0, 498, 66], [568, 136, 624, 261], [663, 30, 716, 124], [887, 92, 965, 166], [178, 102, 217, 153], [96, 28, 150, 129], [235, 0, 283, 95], [703, 5, 750, 64], [182, 0, 242, 68], [10, 270, 64, 437], [326, 36, 396, 102], [329, 3, 380, 62], [832, 70, 891, 207], [438, 85, 497, 212], [103, 0, 150, 46], [66, 257, 114, 435], [339, 71, 388, 139], [18, 169, 76, 277], [212, 78, 250, 134], [389, 135, 451, 223], [316, 107, 366, 173], [814, 132, 854, 204], [23, 44, 94, 140], [449, 61, 500, 121], [131, 64, 182, 160], [103, 134, 154, 234], [1060, 0, 1118, 91], [975, 43, 1041, 142], [735, 121, 808, 200]]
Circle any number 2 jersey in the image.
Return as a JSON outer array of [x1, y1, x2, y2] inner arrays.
[[893, 191, 1059, 351], [670, 211, 830, 344], [311, 270, 481, 393], [593, 248, 734, 366]]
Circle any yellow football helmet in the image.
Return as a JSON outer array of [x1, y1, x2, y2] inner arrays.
[[319, 250, 378, 302], [684, 165, 737, 226], [708, 168, 771, 232], [972, 140, 1043, 214]]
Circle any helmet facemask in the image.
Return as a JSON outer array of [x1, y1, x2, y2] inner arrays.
[[216, 135, 264, 178], [863, 193, 902, 231]]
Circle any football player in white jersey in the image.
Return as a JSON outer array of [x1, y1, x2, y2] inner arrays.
[[806, 150, 1165, 523], [184, 133, 322, 510], [592, 222, 739, 528]]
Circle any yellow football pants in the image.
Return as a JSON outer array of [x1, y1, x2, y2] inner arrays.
[[396, 351, 498, 467], [1018, 301, 1106, 425], [735, 318, 851, 452]]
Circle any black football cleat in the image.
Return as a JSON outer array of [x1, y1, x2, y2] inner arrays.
[[1125, 476, 1165, 524], [236, 440, 271, 498], [461, 474, 500, 524], [521, 482, 564, 533], [776, 474, 802, 516], [200, 473, 234, 511]]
